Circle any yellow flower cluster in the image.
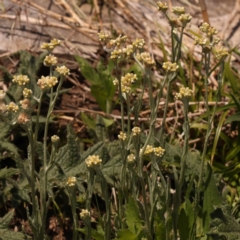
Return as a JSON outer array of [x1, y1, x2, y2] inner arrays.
[[156, 2, 168, 12], [41, 39, 61, 51], [199, 22, 218, 36], [51, 135, 60, 143], [113, 78, 118, 85], [6, 102, 19, 112], [215, 47, 229, 60], [136, 52, 155, 66], [80, 209, 90, 219], [56, 66, 70, 76], [172, 6, 185, 15], [154, 147, 165, 157], [132, 127, 141, 136], [109, 35, 127, 48], [157, 3, 191, 27], [175, 86, 193, 99], [140, 145, 154, 155], [163, 61, 179, 72], [127, 153, 135, 163], [12, 75, 30, 86], [66, 176, 77, 186], [37, 76, 58, 89], [121, 73, 137, 93], [98, 30, 111, 42], [23, 88, 32, 98], [132, 38, 145, 49], [110, 48, 123, 59], [118, 131, 127, 141], [140, 145, 166, 157], [178, 13, 192, 26], [122, 44, 134, 56], [85, 155, 102, 168], [194, 37, 209, 46], [43, 54, 58, 67]]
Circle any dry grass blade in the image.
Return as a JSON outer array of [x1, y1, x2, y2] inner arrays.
[[198, 0, 209, 23]]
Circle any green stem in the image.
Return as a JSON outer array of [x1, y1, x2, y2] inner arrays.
[[173, 99, 190, 240], [26, 127, 39, 238], [159, 74, 177, 144], [86, 169, 94, 240]]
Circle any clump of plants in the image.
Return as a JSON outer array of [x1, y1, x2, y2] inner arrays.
[[0, 2, 239, 240]]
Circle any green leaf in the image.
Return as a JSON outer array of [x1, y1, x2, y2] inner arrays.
[[203, 164, 222, 232], [0, 168, 19, 178], [225, 112, 240, 124], [101, 116, 114, 128], [224, 61, 240, 93], [80, 112, 96, 130], [208, 205, 240, 240], [125, 197, 143, 235], [91, 85, 108, 112], [229, 93, 240, 111], [74, 56, 100, 84], [155, 221, 166, 240], [77, 228, 104, 240], [0, 124, 10, 139], [0, 229, 27, 240], [226, 145, 240, 161], [0, 141, 19, 155], [211, 111, 229, 163], [0, 210, 15, 229], [178, 198, 194, 240], [116, 229, 138, 240]]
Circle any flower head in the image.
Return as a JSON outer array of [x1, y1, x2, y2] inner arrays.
[[113, 78, 118, 85], [67, 177, 77, 187], [37, 76, 58, 89], [127, 154, 136, 163], [163, 61, 179, 72], [140, 145, 154, 155], [132, 38, 145, 49], [215, 47, 229, 60], [6, 102, 19, 112], [199, 22, 218, 36], [98, 30, 111, 42], [178, 14, 192, 26], [23, 88, 33, 98], [122, 44, 134, 56], [41, 39, 61, 51], [85, 155, 102, 168], [80, 209, 90, 219], [157, 2, 168, 12], [43, 54, 58, 66], [51, 135, 60, 143], [56, 66, 70, 76], [175, 86, 193, 100], [118, 131, 127, 141], [172, 6, 185, 15], [120, 73, 137, 94], [110, 48, 123, 59], [12, 75, 30, 86], [132, 127, 141, 136], [136, 52, 155, 66], [154, 147, 165, 157]]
